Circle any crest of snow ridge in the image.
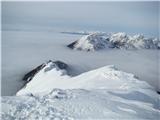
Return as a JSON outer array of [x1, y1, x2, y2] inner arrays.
[[67, 32, 159, 51], [17, 60, 153, 96]]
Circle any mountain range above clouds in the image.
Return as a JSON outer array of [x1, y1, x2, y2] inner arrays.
[[67, 32, 160, 51]]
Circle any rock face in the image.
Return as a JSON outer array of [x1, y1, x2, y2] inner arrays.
[[67, 41, 77, 49], [68, 32, 159, 51], [23, 64, 45, 82], [23, 60, 68, 82]]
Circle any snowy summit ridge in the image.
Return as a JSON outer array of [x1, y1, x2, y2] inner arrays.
[[1, 60, 160, 119], [17, 60, 153, 96], [1, 60, 160, 120], [68, 32, 159, 51], [68, 33, 112, 51], [17, 60, 69, 96]]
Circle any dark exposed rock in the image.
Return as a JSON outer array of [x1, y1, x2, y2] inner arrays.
[[53, 60, 68, 69], [23, 63, 45, 82], [67, 41, 77, 49], [157, 91, 160, 95], [23, 60, 68, 82]]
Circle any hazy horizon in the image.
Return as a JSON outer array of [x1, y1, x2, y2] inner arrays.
[[2, 1, 159, 37]]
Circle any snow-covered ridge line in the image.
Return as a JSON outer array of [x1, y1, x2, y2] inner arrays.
[[16, 60, 69, 96], [2, 60, 160, 119], [67, 32, 159, 51], [22, 60, 68, 82], [17, 60, 154, 96]]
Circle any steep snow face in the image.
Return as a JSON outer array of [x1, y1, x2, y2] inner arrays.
[[68, 32, 159, 51], [68, 33, 112, 51], [17, 61, 153, 96]]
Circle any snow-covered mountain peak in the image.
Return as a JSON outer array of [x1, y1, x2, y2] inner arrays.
[[67, 32, 159, 51], [132, 34, 144, 39], [43, 60, 68, 72], [68, 33, 112, 51], [110, 32, 128, 42], [17, 60, 69, 96], [22, 60, 68, 82], [17, 61, 153, 96]]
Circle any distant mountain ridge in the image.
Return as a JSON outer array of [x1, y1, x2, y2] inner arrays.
[[67, 32, 159, 51]]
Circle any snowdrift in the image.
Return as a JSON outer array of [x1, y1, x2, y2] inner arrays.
[[2, 89, 160, 120], [68, 32, 159, 51]]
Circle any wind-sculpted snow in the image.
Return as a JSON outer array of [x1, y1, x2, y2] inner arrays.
[[2, 61, 160, 119], [67, 32, 159, 51], [1, 89, 160, 120]]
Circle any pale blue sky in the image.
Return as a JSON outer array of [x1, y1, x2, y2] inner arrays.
[[2, 1, 159, 37]]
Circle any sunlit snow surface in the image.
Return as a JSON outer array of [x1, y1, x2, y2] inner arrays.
[[1, 64, 160, 120], [1, 89, 160, 120], [16, 63, 152, 96]]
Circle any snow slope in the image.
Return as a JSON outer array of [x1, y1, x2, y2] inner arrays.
[[68, 32, 159, 51], [1, 61, 160, 119], [1, 89, 160, 120], [17, 61, 152, 96]]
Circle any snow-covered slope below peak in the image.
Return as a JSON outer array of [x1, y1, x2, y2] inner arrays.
[[67, 32, 159, 51], [17, 61, 153, 96], [70, 65, 153, 90]]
